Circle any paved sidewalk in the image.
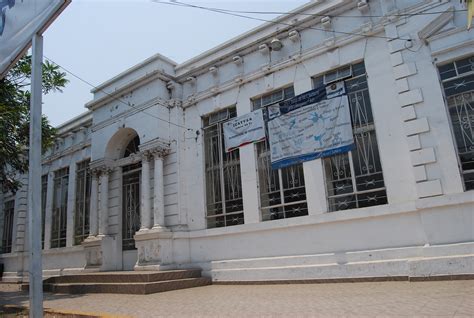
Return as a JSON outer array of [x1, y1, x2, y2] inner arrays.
[[1, 280, 473, 317]]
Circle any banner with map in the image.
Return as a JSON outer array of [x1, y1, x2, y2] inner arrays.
[[268, 95, 354, 169]]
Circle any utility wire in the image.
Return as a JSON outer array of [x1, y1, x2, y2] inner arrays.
[[166, 4, 467, 19], [44, 56, 194, 132], [152, 0, 413, 41]]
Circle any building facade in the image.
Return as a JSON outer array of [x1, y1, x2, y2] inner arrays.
[[1, 0, 473, 282]]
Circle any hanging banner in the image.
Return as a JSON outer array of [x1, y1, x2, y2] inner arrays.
[[268, 95, 354, 169], [0, 0, 70, 78], [268, 85, 327, 120], [326, 81, 346, 99], [223, 108, 266, 152]]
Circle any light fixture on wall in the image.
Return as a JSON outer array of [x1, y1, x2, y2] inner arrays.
[[166, 81, 176, 90], [270, 38, 283, 51], [209, 66, 218, 75], [186, 76, 196, 84], [357, 1, 369, 13], [259, 43, 269, 54], [288, 30, 300, 42], [321, 16, 332, 29], [232, 55, 243, 65]]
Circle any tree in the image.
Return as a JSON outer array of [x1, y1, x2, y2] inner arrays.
[[0, 56, 68, 192]]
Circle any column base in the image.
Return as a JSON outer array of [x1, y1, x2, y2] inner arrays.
[[134, 229, 172, 271], [82, 235, 118, 271]]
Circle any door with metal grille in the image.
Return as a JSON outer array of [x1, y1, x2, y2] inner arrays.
[[122, 163, 141, 251]]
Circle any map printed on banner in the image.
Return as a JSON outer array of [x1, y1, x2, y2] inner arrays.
[[223, 108, 266, 152], [268, 95, 354, 169]]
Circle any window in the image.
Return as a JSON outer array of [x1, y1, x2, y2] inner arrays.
[[315, 62, 387, 211], [204, 108, 244, 228], [438, 56, 474, 191], [51, 167, 68, 248], [41, 174, 48, 249], [252, 87, 309, 221], [75, 160, 91, 245], [1, 200, 15, 254]]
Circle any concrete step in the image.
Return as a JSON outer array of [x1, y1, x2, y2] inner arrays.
[[45, 277, 212, 295], [44, 269, 202, 284]]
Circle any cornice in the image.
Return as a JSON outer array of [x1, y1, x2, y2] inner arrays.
[[42, 140, 91, 165], [182, 22, 385, 108], [91, 96, 168, 132], [86, 69, 175, 111]]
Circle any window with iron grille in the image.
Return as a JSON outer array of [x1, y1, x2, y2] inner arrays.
[[438, 56, 474, 191], [204, 107, 244, 228], [51, 167, 68, 248], [74, 160, 91, 245], [252, 87, 309, 221], [41, 174, 47, 249], [1, 200, 15, 253], [314, 62, 387, 212]]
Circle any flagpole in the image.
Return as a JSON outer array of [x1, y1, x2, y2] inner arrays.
[[28, 33, 44, 318]]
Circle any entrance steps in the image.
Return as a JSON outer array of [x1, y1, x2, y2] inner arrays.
[[22, 269, 211, 295]]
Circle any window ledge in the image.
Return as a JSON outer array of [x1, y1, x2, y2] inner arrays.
[[175, 192, 473, 239]]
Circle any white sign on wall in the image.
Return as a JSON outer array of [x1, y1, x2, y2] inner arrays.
[[268, 95, 354, 169], [0, 0, 70, 77], [223, 109, 266, 152]]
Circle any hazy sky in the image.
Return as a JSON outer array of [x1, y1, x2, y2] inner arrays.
[[42, 0, 309, 126]]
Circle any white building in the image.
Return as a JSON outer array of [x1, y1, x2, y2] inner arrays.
[[1, 0, 473, 283]]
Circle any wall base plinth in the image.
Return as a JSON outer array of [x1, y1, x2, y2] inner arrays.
[[134, 229, 173, 271]]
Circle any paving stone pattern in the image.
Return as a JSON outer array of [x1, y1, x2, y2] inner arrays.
[[1, 280, 473, 317]]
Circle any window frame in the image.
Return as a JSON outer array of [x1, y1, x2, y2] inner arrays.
[[1, 199, 15, 254], [74, 159, 91, 245], [203, 107, 245, 228], [313, 62, 388, 212], [51, 167, 69, 248], [437, 55, 474, 191], [252, 86, 309, 221]]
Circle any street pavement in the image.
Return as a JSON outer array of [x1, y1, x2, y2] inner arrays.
[[1, 280, 473, 317]]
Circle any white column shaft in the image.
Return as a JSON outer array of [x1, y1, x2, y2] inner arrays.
[[153, 155, 165, 229], [66, 161, 76, 247], [140, 157, 152, 230], [99, 172, 109, 236], [88, 173, 99, 237]]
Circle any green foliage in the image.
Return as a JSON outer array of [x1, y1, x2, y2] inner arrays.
[[0, 56, 68, 192]]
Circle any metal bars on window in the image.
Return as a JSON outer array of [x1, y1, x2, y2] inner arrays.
[[74, 160, 91, 245], [204, 108, 244, 228], [1, 200, 15, 254], [122, 162, 141, 250], [252, 86, 308, 221], [316, 62, 387, 211], [438, 56, 474, 191], [51, 167, 68, 248]]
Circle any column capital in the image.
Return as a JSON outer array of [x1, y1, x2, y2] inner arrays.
[[151, 147, 170, 159]]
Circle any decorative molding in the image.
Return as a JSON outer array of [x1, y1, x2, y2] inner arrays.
[[417, 6, 454, 43]]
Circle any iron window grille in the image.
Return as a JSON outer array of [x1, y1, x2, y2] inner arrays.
[[41, 174, 47, 249], [252, 87, 309, 221], [51, 167, 69, 248], [74, 160, 91, 245], [122, 162, 141, 250], [204, 107, 244, 228], [438, 56, 474, 191], [314, 62, 387, 212], [1, 200, 15, 254]]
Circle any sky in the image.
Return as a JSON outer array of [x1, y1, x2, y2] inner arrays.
[[42, 0, 309, 126]]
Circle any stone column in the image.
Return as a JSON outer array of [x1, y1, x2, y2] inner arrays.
[[98, 167, 111, 236], [140, 152, 152, 230], [152, 150, 167, 231], [66, 161, 77, 247], [88, 169, 100, 237]]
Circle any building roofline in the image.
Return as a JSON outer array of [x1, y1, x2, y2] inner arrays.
[[174, 0, 318, 72], [55, 110, 93, 133], [91, 53, 177, 94]]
